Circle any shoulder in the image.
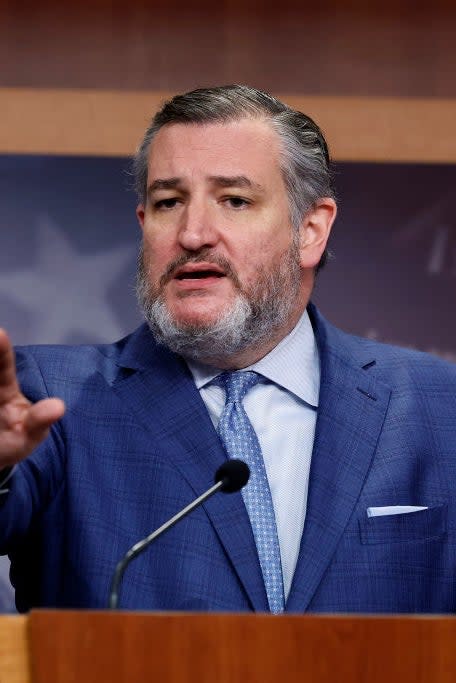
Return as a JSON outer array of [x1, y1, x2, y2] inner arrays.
[[309, 303, 456, 388], [15, 337, 122, 379], [14, 324, 163, 399]]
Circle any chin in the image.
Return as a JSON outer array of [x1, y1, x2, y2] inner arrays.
[[169, 303, 229, 330], [172, 313, 221, 331]]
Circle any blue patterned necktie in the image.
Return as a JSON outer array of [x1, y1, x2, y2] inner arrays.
[[215, 371, 284, 614]]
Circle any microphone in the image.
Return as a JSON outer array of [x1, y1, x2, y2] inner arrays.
[[108, 459, 250, 609]]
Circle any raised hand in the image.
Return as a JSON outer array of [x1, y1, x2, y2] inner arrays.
[[0, 329, 65, 470]]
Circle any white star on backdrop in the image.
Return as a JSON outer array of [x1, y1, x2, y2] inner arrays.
[[0, 216, 138, 343]]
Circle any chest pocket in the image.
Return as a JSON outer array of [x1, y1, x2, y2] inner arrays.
[[359, 504, 447, 544]]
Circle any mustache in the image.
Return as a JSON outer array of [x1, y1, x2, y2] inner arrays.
[[158, 250, 242, 289]]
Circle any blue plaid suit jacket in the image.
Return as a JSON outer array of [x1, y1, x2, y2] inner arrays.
[[1, 303, 456, 613]]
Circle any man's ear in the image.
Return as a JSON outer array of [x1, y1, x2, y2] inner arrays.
[[136, 204, 145, 230], [298, 198, 337, 269]]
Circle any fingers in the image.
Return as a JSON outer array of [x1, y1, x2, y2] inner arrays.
[[0, 330, 66, 466], [0, 329, 20, 401], [0, 398, 65, 469], [0, 329, 65, 430]]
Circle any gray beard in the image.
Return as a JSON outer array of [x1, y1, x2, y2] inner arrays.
[[136, 239, 302, 364]]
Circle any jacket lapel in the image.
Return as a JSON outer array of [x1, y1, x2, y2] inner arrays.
[[286, 307, 392, 612], [106, 325, 268, 611]]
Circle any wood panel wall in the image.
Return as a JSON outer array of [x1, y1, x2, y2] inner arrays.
[[1, 0, 455, 160]]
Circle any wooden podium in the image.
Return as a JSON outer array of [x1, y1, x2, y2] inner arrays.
[[2, 610, 456, 683]]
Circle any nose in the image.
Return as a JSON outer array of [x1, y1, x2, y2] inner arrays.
[[177, 200, 219, 252]]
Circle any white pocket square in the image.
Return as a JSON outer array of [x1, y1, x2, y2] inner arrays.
[[367, 505, 428, 518]]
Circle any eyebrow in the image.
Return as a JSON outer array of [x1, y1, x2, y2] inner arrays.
[[148, 178, 182, 194], [208, 175, 264, 192], [147, 175, 264, 196]]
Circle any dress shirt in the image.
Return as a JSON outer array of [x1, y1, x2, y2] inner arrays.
[[187, 309, 320, 599]]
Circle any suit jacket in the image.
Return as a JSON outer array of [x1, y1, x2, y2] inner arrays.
[[1, 303, 456, 613]]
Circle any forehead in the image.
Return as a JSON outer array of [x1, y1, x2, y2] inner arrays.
[[146, 118, 284, 187]]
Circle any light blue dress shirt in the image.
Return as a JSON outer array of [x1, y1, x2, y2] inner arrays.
[[187, 309, 320, 599]]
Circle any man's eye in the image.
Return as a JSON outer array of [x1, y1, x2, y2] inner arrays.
[[225, 197, 250, 209], [154, 198, 179, 210]]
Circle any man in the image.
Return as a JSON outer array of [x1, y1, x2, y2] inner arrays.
[[0, 85, 455, 613]]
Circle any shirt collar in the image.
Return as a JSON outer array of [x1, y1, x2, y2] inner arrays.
[[187, 309, 320, 409]]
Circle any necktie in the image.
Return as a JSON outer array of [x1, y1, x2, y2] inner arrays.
[[216, 371, 284, 614]]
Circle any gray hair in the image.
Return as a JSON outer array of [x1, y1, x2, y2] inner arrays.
[[133, 84, 335, 269]]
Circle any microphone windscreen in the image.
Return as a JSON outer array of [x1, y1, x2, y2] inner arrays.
[[215, 459, 250, 493]]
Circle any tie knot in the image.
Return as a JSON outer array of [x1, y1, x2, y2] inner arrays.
[[216, 370, 260, 403]]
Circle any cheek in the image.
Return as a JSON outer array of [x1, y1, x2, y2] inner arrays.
[[142, 231, 175, 271]]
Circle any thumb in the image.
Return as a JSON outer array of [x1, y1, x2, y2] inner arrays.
[[23, 398, 66, 436]]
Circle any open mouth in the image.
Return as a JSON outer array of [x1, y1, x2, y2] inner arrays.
[[173, 263, 227, 282], [175, 269, 225, 280]]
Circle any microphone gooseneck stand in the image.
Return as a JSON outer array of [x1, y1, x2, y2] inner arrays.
[[108, 459, 250, 609]]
